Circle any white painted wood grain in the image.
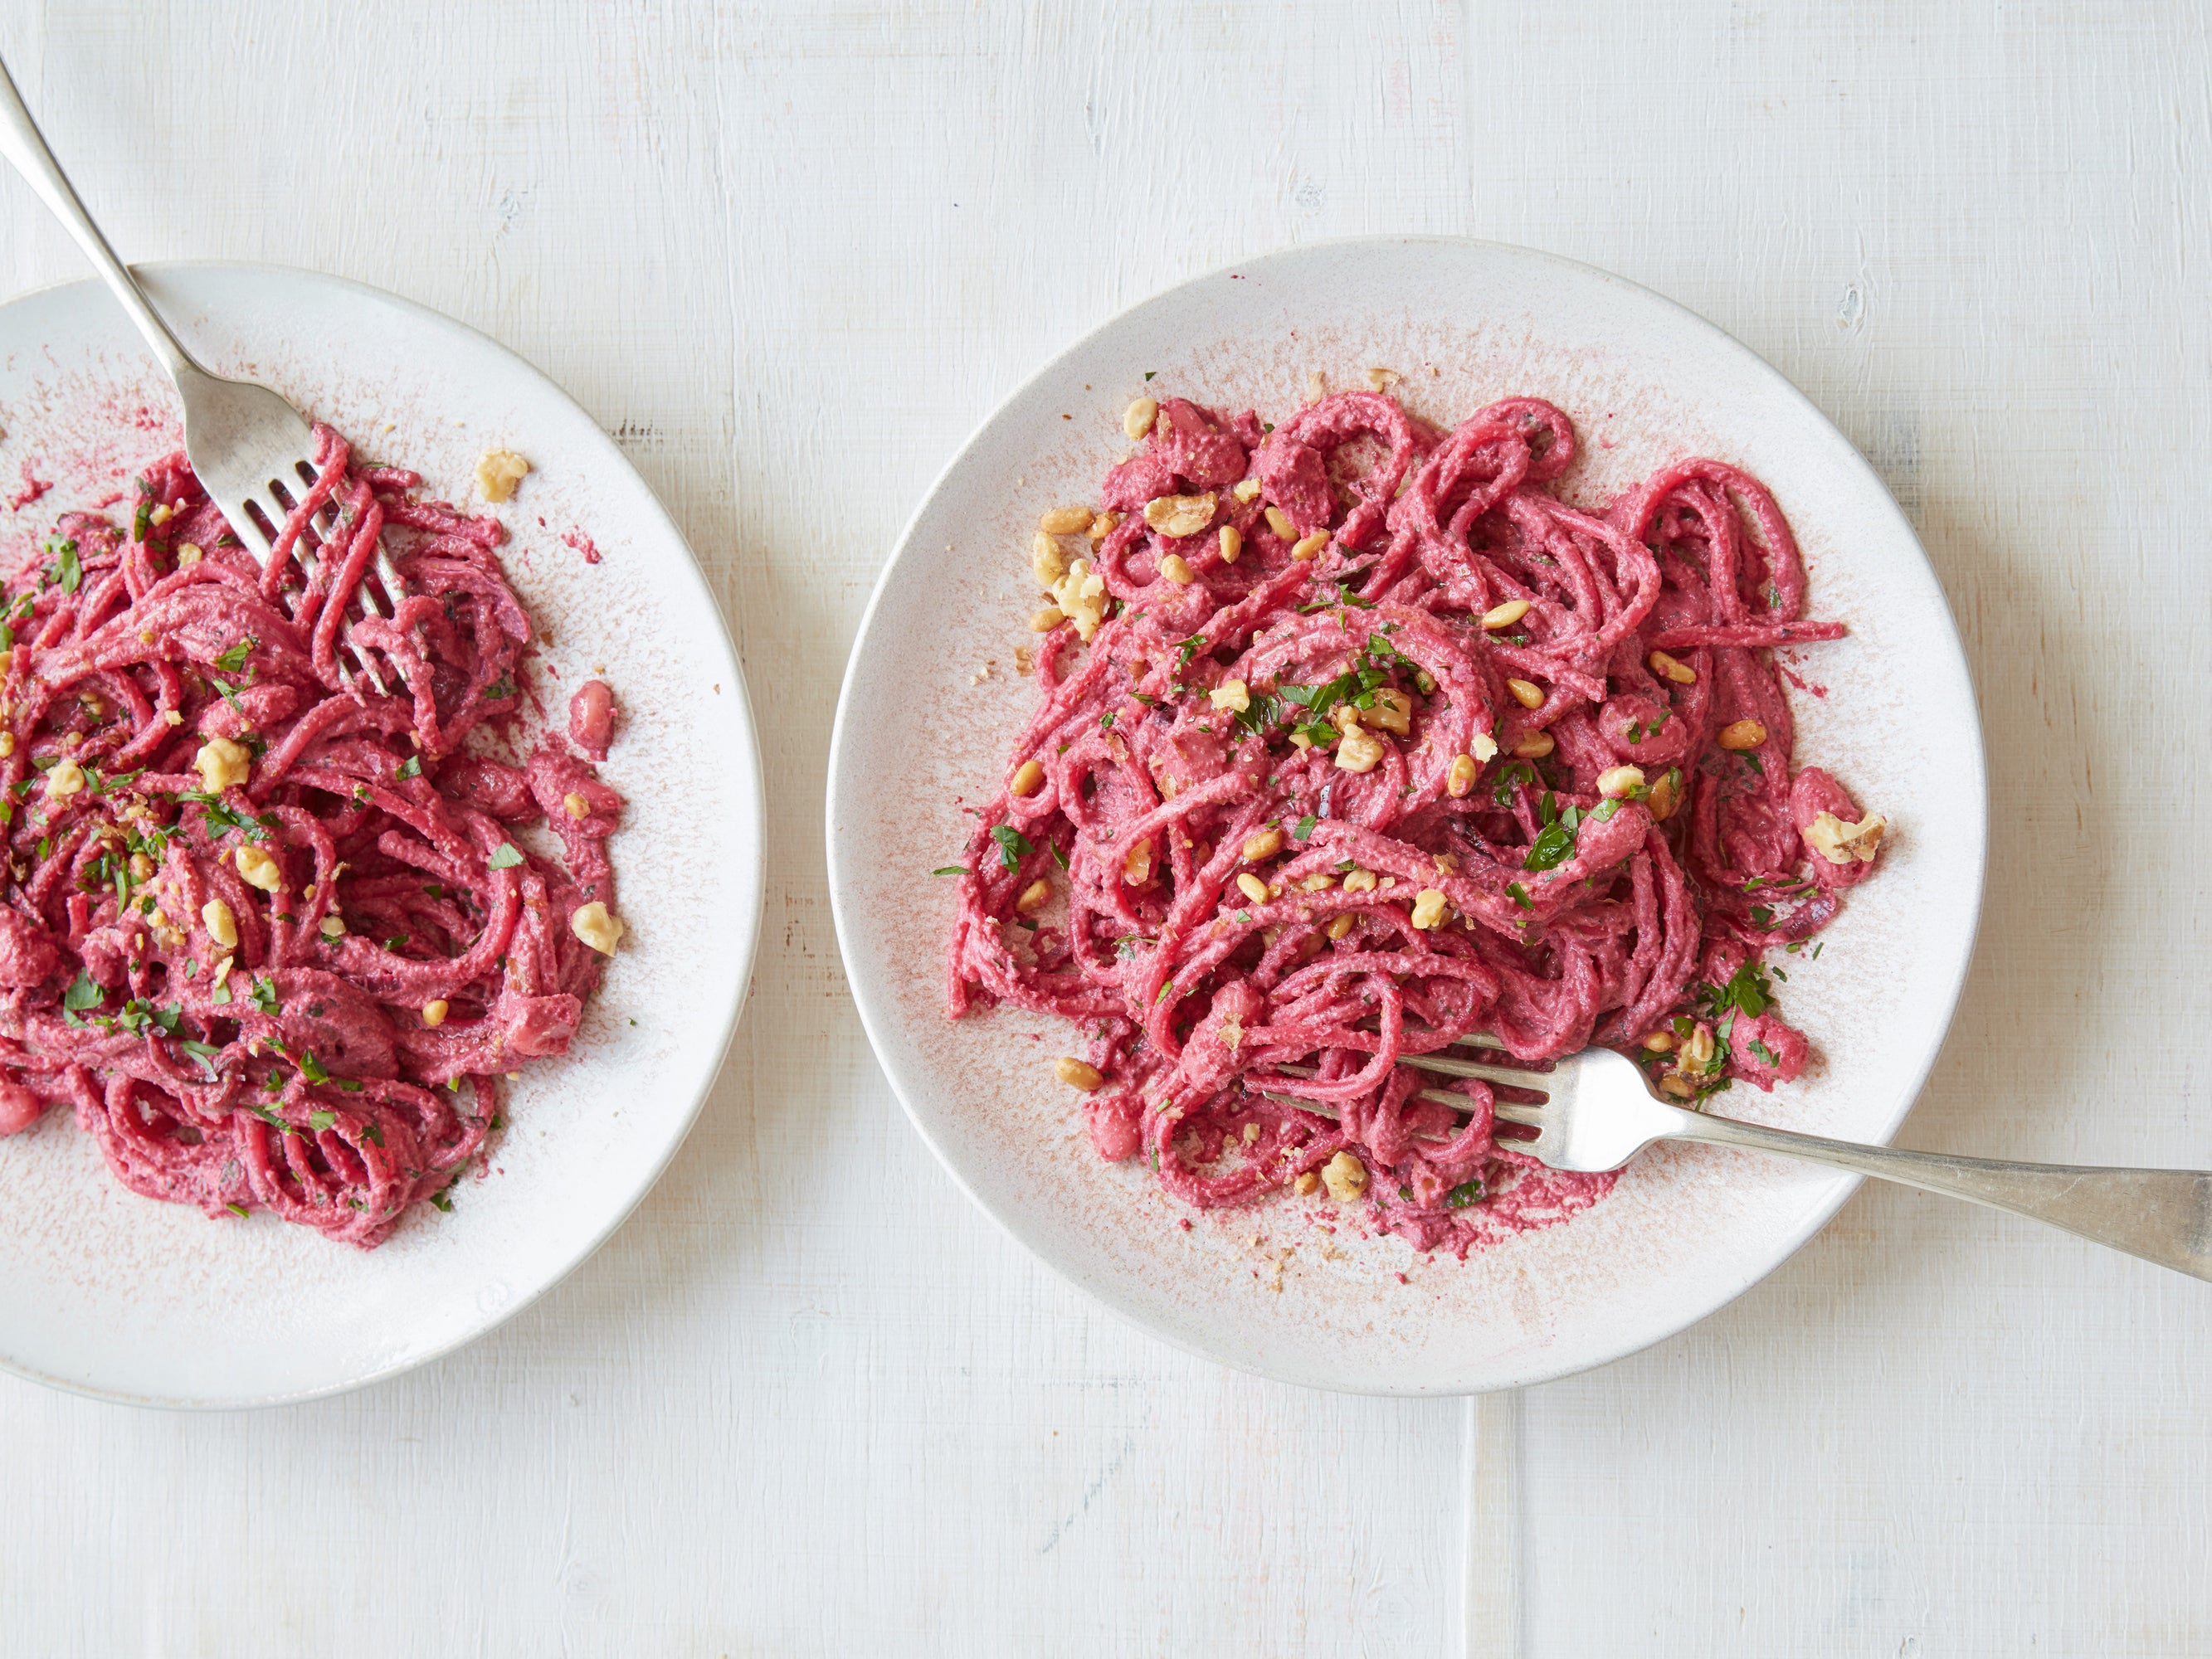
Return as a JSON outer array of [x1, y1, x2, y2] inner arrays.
[[2, 0, 2208, 1652]]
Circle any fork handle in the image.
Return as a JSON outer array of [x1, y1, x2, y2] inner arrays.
[[0, 52, 199, 382], [1670, 1110, 2212, 1281]]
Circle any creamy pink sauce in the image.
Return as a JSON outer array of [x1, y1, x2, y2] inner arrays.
[[0, 426, 625, 1248], [947, 390, 1879, 1257]]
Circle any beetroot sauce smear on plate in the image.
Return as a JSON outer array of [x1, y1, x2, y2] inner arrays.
[[947, 389, 1886, 1257], [0, 425, 625, 1247]]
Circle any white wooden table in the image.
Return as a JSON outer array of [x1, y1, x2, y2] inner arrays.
[[3, 3, 2208, 1652]]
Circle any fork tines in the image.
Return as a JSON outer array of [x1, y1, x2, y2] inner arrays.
[[244, 456, 401, 694]]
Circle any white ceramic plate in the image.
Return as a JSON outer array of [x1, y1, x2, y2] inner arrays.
[[829, 237, 1985, 1394], [0, 264, 764, 1406]]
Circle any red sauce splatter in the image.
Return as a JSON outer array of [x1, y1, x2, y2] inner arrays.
[[7, 462, 51, 512], [563, 527, 602, 565]]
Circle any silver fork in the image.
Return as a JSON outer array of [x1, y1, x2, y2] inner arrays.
[[0, 54, 406, 691], [1381, 1039, 2212, 1282]]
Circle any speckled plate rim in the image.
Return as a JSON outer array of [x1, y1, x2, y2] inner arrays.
[[0, 261, 766, 1409], [829, 236, 1986, 1395]]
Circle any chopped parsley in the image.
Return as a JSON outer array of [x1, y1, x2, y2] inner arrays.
[[1490, 760, 1537, 806], [1291, 815, 1317, 841], [397, 755, 422, 780], [931, 865, 968, 876], [1445, 1179, 1486, 1209], [42, 537, 80, 594], [1697, 957, 1775, 1023], [1522, 792, 1581, 873], [212, 636, 256, 674], [988, 825, 1032, 870], [487, 843, 525, 870], [307, 1108, 336, 1132], [1505, 882, 1532, 911]]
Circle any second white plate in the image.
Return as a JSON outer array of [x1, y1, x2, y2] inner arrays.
[[829, 236, 1985, 1394], [0, 263, 765, 1406]]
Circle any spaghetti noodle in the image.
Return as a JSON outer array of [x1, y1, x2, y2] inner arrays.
[[948, 390, 1882, 1255], [0, 425, 623, 1247]]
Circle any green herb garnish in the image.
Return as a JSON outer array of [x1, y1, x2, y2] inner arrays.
[[988, 825, 1032, 870]]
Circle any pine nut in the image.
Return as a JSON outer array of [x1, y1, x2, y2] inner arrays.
[[1342, 868, 1377, 893], [1325, 913, 1357, 941], [319, 914, 346, 939], [1264, 506, 1296, 539], [1481, 598, 1531, 630], [1010, 760, 1045, 797], [1241, 829, 1284, 863], [422, 1000, 449, 1028], [233, 846, 282, 893], [1031, 532, 1067, 586], [1596, 766, 1645, 799], [1030, 606, 1065, 631], [1659, 1074, 1696, 1099], [1159, 552, 1195, 585], [1321, 1151, 1367, 1200], [1512, 730, 1555, 759], [1055, 1056, 1105, 1091], [1717, 719, 1767, 751], [1144, 492, 1217, 539], [571, 901, 625, 954], [1290, 531, 1330, 562], [202, 899, 238, 950], [563, 792, 591, 819], [1643, 1030, 1675, 1053], [1334, 727, 1386, 772], [1505, 678, 1545, 710], [1039, 506, 1092, 535], [1445, 753, 1478, 797], [1016, 878, 1052, 913], [1123, 397, 1157, 440], [1367, 688, 1412, 734], [1648, 649, 1696, 684], [1218, 524, 1242, 565], [1646, 768, 1682, 822], [1123, 839, 1152, 883], [1236, 872, 1269, 903]]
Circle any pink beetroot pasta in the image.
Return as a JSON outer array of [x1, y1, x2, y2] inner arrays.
[[945, 387, 1885, 1256], [0, 425, 626, 1247]]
